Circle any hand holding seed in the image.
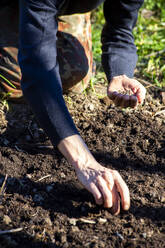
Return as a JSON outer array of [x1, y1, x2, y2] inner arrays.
[[108, 75, 146, 108]]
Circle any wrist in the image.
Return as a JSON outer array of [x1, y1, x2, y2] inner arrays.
[[57, 134, 95, 169]]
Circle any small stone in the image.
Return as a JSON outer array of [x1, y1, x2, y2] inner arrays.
[[142, 233, 147, 239], [107, 123, 114, 129], [89, 103, 94, 111], [151, 191, 157, 198], [60, 172, 66, 178], [26, 174, 32, 179], [98, 218, 107, 224], [140, 218, 145, 224], [141, 197, 146, 205], [69, 218, 77, 226], [147, 230, 153, 237], [3, 215, 12, 225]]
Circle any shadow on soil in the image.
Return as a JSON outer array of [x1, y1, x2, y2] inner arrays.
[[0, 168, 164, 222], [0, 231, 60, 248]]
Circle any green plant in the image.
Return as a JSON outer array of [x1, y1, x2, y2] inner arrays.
[[0, 73, 16, 88], [134, 0, 165, 87]]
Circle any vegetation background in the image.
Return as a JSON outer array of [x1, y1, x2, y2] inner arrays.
[[92, 0, 165, 88]]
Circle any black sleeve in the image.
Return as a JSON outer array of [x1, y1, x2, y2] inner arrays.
[[101, 0, 144, 81], [18, 0, 79, 147]]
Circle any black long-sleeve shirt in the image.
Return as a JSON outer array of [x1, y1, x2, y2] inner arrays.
[[18, 0, 144, 147]]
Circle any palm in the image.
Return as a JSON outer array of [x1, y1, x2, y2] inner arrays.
[[108, 75, 146, 108]]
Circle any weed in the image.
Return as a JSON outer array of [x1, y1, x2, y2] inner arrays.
[[0, 73, 16, 88]]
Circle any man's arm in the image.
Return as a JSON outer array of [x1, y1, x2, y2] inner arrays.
[[102, 0, 145, 107], [19, 0, 79, 147], [19, 0, 130, 213]]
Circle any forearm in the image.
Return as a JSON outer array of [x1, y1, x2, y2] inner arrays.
[[19, 0, 79, 147], [58, 134, 95, 168], [102, 0, 144, 81]]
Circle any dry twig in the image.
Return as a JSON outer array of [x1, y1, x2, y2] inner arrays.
[[0, 174, 8, 202], [35, 174, 51, 182], [79, 218, 96, 224], [0, 228, 23, 235]]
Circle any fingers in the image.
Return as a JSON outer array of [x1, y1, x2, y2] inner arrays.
[[125, 78, 146, 104], [87, 182, 103, 206], [112, 170, 130, 211], [136, 86, 146, 104], [97, 176, 113, 208], [108, 91, 118, 101], [103, 173, 120, 215], [93, 170, 129, 215], [96, 173, 121, 215], [111, 185, 120, 215], [108, 75, 146, 108], [129, 95, 137, 108], [110, 92, 138, 108]]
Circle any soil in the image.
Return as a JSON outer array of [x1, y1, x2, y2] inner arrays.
[[0, 79, 165, 248]]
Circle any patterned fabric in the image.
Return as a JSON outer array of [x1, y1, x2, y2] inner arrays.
[[57, 13, 93, 93], [0, 2, 93, 100], [0, 3, 22, 100]]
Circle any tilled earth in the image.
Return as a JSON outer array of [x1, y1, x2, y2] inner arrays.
[[0, 80, 165, 248]]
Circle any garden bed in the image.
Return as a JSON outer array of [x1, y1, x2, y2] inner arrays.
[[0, 80, 165, 248]]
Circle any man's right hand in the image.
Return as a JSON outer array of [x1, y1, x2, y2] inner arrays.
[[58, 135, 130, 215], [74, 158, 130, 215]]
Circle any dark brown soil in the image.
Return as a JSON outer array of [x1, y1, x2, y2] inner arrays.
[[0, 80, 165, 248]]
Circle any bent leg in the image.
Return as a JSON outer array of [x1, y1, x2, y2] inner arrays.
[[0, 2, 23, 101], [57, 13, 93, 93], [0, 1, 93, 101]]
